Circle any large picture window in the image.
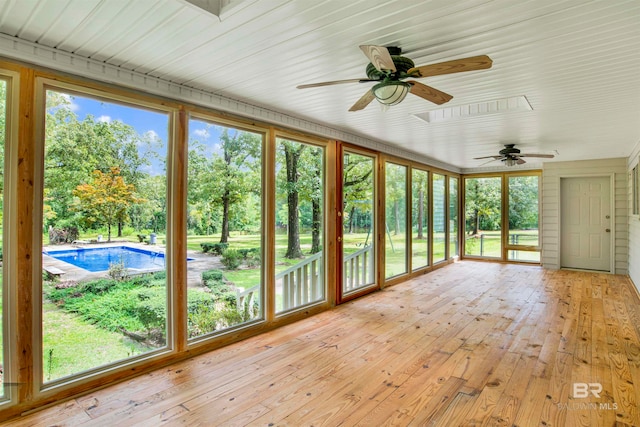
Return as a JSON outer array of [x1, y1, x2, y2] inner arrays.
[[507, 175, 540, 262], [464, 176, 502, 258], [42, 88, 170, 382], [0, 78, 7, 398], [186, 118, 263, 338], [432, 173, 446, 263], [385, 162, 407, 278], [275, 137, 325, 313], [411, 169, 429, 270]]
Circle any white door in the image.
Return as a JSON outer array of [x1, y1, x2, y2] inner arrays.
[[560, 177, 611, 271]]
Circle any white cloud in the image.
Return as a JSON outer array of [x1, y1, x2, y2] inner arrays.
[[145, 130, 160, 140], [97, 115, 111, 123], [60, 93, 80, 112], [193, 128, 210, 139]]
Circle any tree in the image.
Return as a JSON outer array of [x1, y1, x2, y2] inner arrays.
[[282, 141, 305, 259], [342, 154, 374, 234], [465, 178, 501, 234], [44, 92, 153, 235], [412, 170, 428, 240], [73, 167, 139, 242], [385, 164, 406, 235]]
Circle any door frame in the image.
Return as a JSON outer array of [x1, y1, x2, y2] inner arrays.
[[336, 143, 380, 304], [557, 173, 615, 273]]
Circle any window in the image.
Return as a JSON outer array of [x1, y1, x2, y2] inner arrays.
[[411, 169, 429, 270], [187, 118, 264, 338], [0, 77, 7, 398], [464, 177, 502, 258], [385, 162, 407, 278], [507, 175, 540, 262], [275, 137, 325, 313], [42, 88, 170, 382], [449, 177, 459, 257], [432, 173, 446, 263], [342, 151, 376, 294]]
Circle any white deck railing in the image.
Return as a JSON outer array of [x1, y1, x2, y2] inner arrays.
[[342, 245, 374, 292], [236, 244, 374, 312], [276, 251, 323, 311]]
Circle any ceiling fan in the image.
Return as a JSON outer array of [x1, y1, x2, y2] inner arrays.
[[296, 45, 492, 111], [474, 144, 555, 167]]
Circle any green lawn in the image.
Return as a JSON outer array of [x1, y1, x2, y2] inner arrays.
[[42, 302, 150, 381]]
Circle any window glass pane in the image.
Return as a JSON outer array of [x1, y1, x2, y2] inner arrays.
[[275, 138, 324, 313], [508, 250, 541, 263], [411, 169, 429, 270], [0, 78, 6, 396], [449, 177, 459, 257], [43, 90, 169, 382], [342, 152, 375, 293], [385, 163, 407, 279], [464, 177, 502, 258], [187, 119, 263, 339], [432, 173, 446, 263], [508, 176, 539, 247]]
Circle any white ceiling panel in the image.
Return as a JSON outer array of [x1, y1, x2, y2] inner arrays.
[[0, 0, 639, 169]]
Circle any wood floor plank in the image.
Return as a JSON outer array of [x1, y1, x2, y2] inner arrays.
[[4, 261, 640, 427]]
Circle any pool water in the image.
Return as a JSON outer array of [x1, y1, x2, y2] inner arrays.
[[45, 246, 189, 272]]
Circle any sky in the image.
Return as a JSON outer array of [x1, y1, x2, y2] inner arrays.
[[61, 91, 230, 175]]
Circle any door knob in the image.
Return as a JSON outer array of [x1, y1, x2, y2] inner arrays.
[[605, 228, 611, 232]]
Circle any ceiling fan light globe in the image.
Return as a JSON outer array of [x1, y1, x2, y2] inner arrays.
[[372, 81, 410, 106], [504, 157, 516, 167]]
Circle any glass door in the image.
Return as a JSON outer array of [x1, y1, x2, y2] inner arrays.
[[339, 150, 377, 301]]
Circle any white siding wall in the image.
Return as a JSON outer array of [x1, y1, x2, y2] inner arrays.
[[542, 158, 628, 274], [627, 142, 640, 294]]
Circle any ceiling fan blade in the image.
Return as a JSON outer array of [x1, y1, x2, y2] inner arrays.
[[518, 153, 555, 158], [407, 81, 453, 105], [515, 157, 527, 165], [349, 89, 376, 112], [408, 55, 492, 78], [473, 155, 503, 160], [359, 45, 396, 72], [478, 158, 500, 166], [297, 78, 376, 89]]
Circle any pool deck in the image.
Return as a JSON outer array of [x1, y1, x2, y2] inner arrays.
[[42, 241, 222, 287]]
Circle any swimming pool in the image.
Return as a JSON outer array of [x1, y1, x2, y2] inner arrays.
[[44, 246, 192, 272]]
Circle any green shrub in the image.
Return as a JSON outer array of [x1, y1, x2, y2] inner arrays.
[[221, 249, 242, 270], [133, 288, 166, 333], [237, 247, 259, 259], [200, 242, 228, 255], [202, 269, 225, 288], [82, 278, 120, 295]]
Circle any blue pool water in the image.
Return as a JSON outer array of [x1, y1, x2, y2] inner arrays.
[[45, 246, 192, 272]]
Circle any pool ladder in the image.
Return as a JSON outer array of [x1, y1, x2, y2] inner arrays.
[[152, 250, 165, 267]]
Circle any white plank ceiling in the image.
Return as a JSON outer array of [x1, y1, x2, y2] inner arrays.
[[0, 0, 639, 170]]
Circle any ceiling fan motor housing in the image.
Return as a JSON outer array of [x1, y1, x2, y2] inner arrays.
[[499, 144, 521, 155], [366, 55, 415, 80]]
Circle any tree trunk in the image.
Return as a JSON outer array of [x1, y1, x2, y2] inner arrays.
[[284, 145, 304, 259], [473, 209, 479, 235], [417, 189, 424, 239], [107, 223, 112, 242], [348, 206, 356, 234], [394, 200, 400, 235], [118, 221, 123, 237], [220, 190, 230, 243], [311, 197, 321, 253]]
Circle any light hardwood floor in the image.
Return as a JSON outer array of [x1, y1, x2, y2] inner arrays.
[[5, 261, 640, 426]]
